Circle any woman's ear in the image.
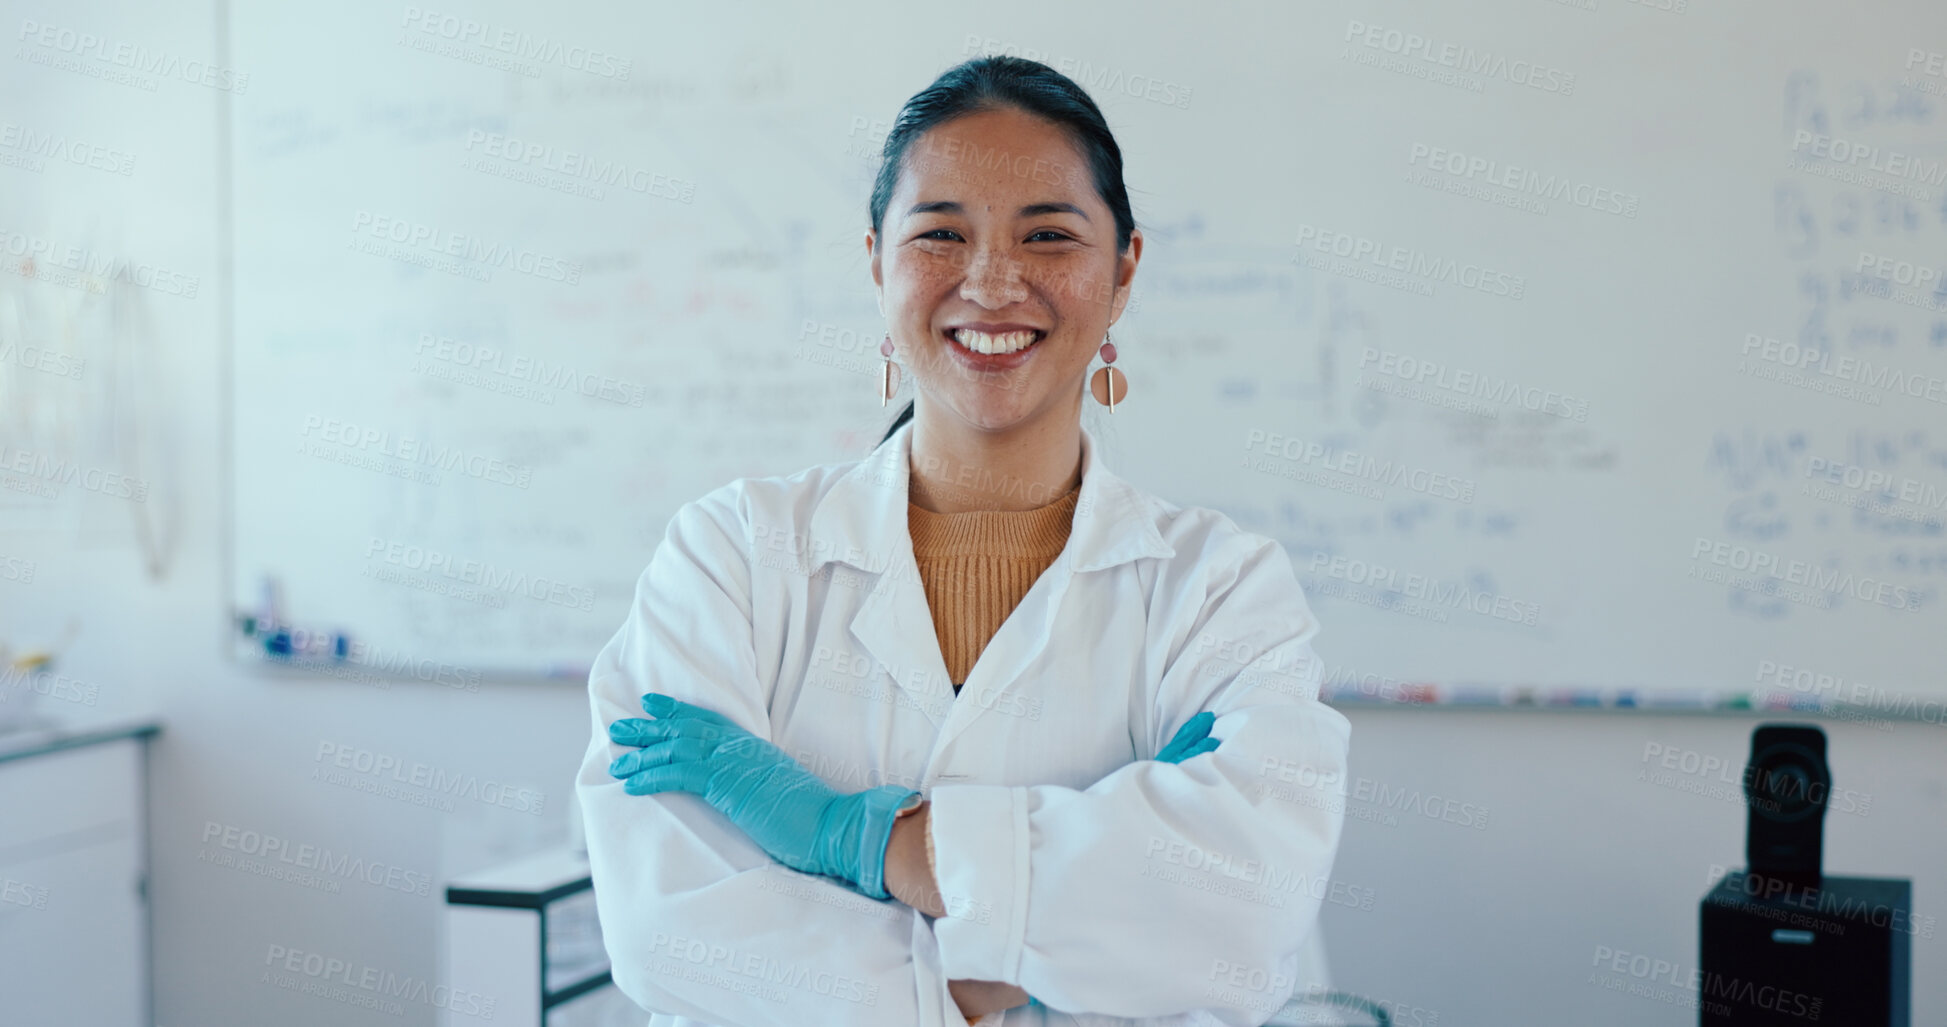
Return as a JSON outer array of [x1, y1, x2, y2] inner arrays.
[[865, 229, 885, 317], [1110, 228, 1144, 325]]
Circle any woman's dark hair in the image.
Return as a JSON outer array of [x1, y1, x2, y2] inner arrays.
[[871, 55, 1137, 448]]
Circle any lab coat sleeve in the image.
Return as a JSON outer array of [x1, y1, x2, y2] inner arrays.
[[575, 485, 975, 1027], [926, 526, 1352, 1024]]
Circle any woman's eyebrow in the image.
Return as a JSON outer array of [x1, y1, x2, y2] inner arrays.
[[1020, 201, 1090, 221], [906, 200, 1092, 221]]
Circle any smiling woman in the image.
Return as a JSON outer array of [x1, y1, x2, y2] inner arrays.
[[867, 57, 1138, 499], [578, 55, 1349, 1027]]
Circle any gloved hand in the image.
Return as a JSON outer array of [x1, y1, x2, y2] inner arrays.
[[1156, 710, 1220, 763], [607, 693, 918, 900]]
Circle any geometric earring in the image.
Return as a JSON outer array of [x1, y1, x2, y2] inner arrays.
[[1088, 333, 1127, 413], [879, 335, 902, 407]]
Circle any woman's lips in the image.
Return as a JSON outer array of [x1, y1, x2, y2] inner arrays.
[[941, 328, 1044, 373]]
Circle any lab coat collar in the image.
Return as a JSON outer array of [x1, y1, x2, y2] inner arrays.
[[806, 419, 1175, 576]]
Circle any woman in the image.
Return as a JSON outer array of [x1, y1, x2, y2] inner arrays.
[[575, 56, 1351, 1026]]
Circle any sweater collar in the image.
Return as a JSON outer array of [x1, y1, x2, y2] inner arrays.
[[803, 419, 1174, 576], [906, 479, 1081, 560]]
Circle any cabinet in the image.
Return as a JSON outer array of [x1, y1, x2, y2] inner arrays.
[[443, 846, 633, 1026], [0, 718, 159, 1027]]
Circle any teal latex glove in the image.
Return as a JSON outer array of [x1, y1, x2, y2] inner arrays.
[[607, 693, 917, 900], [1156, 710, 1220, 763]]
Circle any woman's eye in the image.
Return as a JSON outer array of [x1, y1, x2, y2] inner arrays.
[[919, 229, 962, 241], [1028, 230, 1071, 243]]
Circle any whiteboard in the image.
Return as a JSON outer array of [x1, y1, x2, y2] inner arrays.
[[229, 0, 1947, 718]]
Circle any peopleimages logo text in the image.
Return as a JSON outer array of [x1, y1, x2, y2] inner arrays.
[[1294, 223, 1526, 299], [313, 742, 544, 814]]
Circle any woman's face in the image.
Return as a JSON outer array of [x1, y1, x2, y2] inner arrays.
[[868, 107, 1141, 434]]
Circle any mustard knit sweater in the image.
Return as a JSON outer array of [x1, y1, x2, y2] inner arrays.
[[906, 479, 1082, 691]]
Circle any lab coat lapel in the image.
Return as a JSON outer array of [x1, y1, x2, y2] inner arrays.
[[810, 426, 956, 725], [804, 422, 1175, 747], [849, 550, 959, 729], [927, 538, 1069, 755], [923, 425, 1175, 754]]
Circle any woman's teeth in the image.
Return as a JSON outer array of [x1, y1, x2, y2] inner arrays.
[[950, 328, 1040, 355]]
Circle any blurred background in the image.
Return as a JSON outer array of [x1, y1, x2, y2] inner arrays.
[[3, 0, 1944, 1024]]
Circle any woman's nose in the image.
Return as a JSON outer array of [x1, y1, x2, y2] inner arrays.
[[959, 247, 1029, 307]]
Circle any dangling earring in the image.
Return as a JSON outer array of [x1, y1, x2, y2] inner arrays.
[[879, 335, 901, 407], [1089, 333, 1127, 413]]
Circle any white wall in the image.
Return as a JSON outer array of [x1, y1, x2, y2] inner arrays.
[[4, 1, 1940, 1024]]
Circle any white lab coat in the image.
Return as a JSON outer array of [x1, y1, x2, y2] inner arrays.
[[575, 420, 1351, 1027]]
